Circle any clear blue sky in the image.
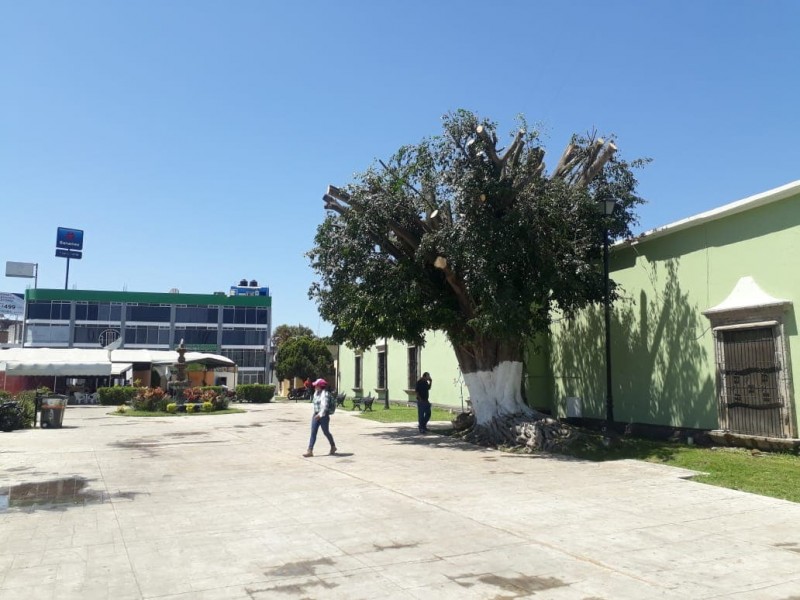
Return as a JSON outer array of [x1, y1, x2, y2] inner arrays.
[[2, 1, 799, 335]]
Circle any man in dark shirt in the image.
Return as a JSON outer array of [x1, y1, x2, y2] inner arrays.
[[415, 372, 433, 433]]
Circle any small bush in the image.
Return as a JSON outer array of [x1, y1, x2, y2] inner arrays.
[[183, 387, 202, 402], [213, 394, 229, 411], [15, 389, 48, 428], [186, 403, 196, 413], [202, 402, 214, 413], [198, 386, 224, 395], [97, 386, 138, 406], [236, 384, 275, 403], [166, 403, 177, 413], [116, 404, 127, 414], [131, 387, 167, 412]]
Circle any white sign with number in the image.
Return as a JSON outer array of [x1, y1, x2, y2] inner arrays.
[[0, 292, 24, 316]]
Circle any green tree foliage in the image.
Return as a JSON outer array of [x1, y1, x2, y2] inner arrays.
[[272, 324, 315, 351], [308, 110, 646, 432], [274, 336, 333, 382]]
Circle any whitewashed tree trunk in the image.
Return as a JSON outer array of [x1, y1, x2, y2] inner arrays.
[[452, 337, 573, 451], [463, 361, 534, 426]]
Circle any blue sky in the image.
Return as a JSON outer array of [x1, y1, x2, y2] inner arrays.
[[2, 1, 799, 335]]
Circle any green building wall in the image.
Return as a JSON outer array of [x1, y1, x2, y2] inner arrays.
[[547, 189, 800, 432], [336, 331, 465, 410], [335, 184, 800, 432]]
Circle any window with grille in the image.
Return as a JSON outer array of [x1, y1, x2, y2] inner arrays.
[[354, 355, 362, 388], [407, 346, 419, 389], [377, 350, 387, 389]]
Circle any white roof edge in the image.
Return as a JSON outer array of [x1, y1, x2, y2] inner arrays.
[[624, 180, 800, 246]]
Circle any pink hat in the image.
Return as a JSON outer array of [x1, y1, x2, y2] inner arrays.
[[312, 378, 328, 387]]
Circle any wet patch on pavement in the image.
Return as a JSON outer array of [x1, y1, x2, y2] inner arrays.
[[372, 541, 420, 552], [265, 557, 335, 577], [774, 542, 800, 554], [246, 578, 337, 598], [109, 435, 226, 457], [448, 572, 568, 596], [0, 476, 143, 512]]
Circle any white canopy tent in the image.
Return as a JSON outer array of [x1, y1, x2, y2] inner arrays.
[[0, 348, 235, 377], [0, 348, 113, 376]]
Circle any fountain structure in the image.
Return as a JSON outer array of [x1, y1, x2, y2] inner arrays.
[[169, 340, 190, 410]]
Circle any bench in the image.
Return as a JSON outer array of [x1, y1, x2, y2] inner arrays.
[[335, 393, 346, 408], [351, 395, 375, 412]]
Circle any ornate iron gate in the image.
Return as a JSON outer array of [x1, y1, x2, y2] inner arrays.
[[718, 327, 786, 438]]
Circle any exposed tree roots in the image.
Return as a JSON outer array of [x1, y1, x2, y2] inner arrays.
[[453, 412, 580, 453]]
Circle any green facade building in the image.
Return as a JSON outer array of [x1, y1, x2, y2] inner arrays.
[[337, 180, 800, 439]]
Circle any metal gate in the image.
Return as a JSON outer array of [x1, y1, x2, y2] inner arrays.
[[718, 327, 786, 438]]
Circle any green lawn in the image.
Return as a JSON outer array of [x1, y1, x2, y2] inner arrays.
[[343, 400, 455, 424], [561, 432, 800, 503]]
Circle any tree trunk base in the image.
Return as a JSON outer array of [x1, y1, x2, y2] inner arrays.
[[454, 412, 579, 453]]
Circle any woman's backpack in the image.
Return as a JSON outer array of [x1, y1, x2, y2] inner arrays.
[[325, 391, 337, 414]]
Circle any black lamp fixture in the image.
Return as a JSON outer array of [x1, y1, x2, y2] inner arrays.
[[598, 197, 618, 424]]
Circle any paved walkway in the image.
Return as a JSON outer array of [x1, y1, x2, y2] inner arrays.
[[2, 403, 800, 599]]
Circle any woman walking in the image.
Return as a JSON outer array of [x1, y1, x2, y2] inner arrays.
[[303, 378, 336, 457]]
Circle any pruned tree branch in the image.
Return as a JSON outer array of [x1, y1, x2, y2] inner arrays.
[[433, 255, 475, 319], [476, 125, 502, 169]]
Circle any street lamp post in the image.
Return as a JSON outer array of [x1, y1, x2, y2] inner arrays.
[[599, 198, 617, 424]]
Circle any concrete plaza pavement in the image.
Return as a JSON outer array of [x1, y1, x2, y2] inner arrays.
[[2, 402, 800, 599]]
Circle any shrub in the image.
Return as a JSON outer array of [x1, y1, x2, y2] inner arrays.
[[0, 390, 11, 399], [186, 403, 196, 413], [213, 394, 229, 411], [15, 388, 49, 428], [97, 387, 138, 406], [166, 403, 177, 413], [199, 386, 224, 396], [202, 402, 214, 413], [132, 387, 167, 412], [236, 384, 275, 403], [116, 405, 127, 414], [183, 387, 202, 402], [9, 390, 36, 429]]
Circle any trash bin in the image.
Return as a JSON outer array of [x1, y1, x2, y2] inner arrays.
[[40, 395, 68, 428]]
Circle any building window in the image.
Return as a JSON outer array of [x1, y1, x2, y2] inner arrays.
[[221, 329, 267, 346], [377, 349, 387, 389], [354, 355, 362, 389], [175, 305, 219, 323], [74, 325, 116, 345], [174, 327, 218, 348], [27, 301, 71, 321], [124, 325, 170, 346], [221, 349, 267, 369], [222, 307, 268, 325], [74, 302, 121, 322], [26, 324, 70, 345], [407, 346, 419, 389], [126, 304, 171, 323]]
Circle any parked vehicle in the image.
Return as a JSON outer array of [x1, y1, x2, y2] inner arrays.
[[288, 387, 310, 400], [0, 400, 24, 432]]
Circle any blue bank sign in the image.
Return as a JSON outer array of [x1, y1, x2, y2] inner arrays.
[[56, 227, 84, 251]]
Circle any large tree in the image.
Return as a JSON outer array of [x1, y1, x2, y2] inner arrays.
[[308, 110, 646, 448], [274, 335, 333, 384], [272, 324, 315, 351]]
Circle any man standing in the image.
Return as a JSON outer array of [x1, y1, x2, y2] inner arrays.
[[415, 371, 433, 434], [303, 378, 337, 457]]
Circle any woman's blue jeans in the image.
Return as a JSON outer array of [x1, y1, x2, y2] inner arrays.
[[308, 415, 335, 450]]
